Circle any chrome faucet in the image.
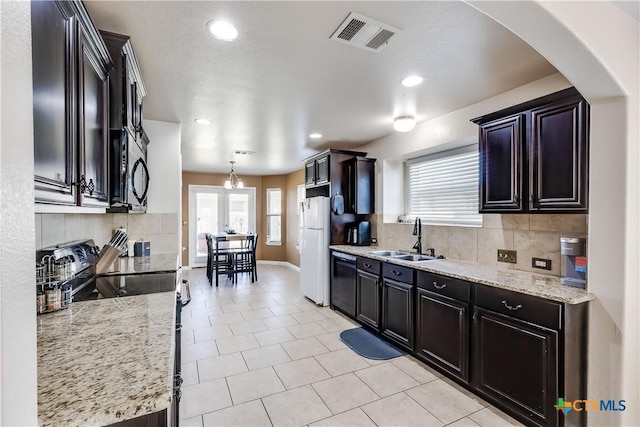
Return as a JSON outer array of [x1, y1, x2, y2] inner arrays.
[[412, 217, 422, 254]]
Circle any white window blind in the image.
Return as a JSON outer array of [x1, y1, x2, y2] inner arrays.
[[266, 188, 282, 244], [405, 145, 482, 227]]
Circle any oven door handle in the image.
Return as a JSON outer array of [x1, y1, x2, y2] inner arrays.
[[131, 158, 150, 204]]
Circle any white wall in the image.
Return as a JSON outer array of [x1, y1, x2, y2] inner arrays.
[[144, 119, 182, 254], [0, 1, 38, 425], [144, 120, 182, 214]]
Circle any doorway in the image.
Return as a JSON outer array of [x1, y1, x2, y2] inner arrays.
[[188, 185, 256, 267]]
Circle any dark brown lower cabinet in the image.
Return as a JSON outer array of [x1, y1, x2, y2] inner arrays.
[[381, 278, 414, 350], [473, 307, 558, 427], [356, 270, 380, 330], [415, 288, 469, 382]]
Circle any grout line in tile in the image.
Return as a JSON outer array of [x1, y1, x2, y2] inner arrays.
[[259, 398, 275, 427]]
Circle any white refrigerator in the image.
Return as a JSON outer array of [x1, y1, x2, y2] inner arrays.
[[299, 196, 330, 306]]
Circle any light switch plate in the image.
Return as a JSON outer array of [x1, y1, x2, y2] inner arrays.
[[532, 257, 552, 270], [497, 249, 517, 264]]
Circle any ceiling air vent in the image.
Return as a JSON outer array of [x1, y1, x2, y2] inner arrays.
[[233, 150, 255, 156], [330, 12, 400, 53]]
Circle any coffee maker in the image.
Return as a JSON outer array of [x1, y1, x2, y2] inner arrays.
[[347, 221, 371, 246]]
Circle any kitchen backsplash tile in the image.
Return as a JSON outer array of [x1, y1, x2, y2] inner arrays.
[[447, 227, 478, 262], [40, 214, 67, 248], [514, 230, 561, 276], [529, 214, 587, 233], [477, 228, 515, 270], [127, 213, 163, 237], [35, 213, 180, 255], [374, 213, 587, 277], [481, 214, 530, 230]]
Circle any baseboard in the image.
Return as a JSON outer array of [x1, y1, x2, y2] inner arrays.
[[257, 260, 300, 271]]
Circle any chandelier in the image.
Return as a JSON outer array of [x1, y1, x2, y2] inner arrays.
[[224, 161, 244, 189]]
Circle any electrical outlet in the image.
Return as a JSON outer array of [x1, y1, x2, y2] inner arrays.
[[371, 237, 377, 243], [532, 257, 552, 270], [497, 249, 517, 263]]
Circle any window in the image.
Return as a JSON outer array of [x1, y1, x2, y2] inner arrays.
[[266, 188, 282, 244], [405, 145, 482, 227], [296, 184, 305, 249], [189, 185, 256, 266]]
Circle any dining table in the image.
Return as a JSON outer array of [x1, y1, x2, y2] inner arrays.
[[208, 232, 257, 286]]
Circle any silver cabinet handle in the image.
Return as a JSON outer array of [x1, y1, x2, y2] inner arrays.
[[433, 281, 446, 290], [392, 270, 401, 276], [363, 263, 372, 268], [501, 300, 523, 311]]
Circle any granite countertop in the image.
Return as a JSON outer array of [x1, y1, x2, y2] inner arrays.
[[105, 253, 180, 276], [37, 292, 176, 427], [330, 245, 594, 304]]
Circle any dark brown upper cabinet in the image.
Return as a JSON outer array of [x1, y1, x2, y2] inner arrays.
[[472, 88, 589, 213], [345, 157, 376, 214], [100, 31, 147, 136], [478, 115, 524, 212], [305, 153, 330, 187], [530, 97, 588, 211], [32, 0, 112, 208]]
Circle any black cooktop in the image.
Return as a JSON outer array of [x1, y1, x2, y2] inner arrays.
[[71, 272, 177, 302]]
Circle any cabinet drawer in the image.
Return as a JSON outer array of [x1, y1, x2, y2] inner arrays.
[[475, 284, 562, 330], [357, 257, 381, 275], [382, 263, 414, 284], [416, 271, 471, 303]]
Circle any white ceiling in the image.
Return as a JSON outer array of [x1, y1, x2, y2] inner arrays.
[[85, 1, 557, 175]]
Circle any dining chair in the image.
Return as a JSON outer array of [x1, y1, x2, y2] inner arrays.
[[210, 235, 234, 287], [230, 234, 258, 283]]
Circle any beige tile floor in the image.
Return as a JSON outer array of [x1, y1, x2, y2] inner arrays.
[[180, 265, 524, 427]]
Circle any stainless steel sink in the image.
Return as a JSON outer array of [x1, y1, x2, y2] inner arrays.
[[367, 250, 410, 257], [392, 254, 437, 262], [366, 250, 437, 262]]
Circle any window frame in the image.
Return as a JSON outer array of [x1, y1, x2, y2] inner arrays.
[[404, 144, 482, 227], [266, 187, 283, 245]]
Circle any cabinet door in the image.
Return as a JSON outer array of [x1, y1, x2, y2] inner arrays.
[[77, 27, 110, 207], [316, 156, 330, 184], [305, 161, 316, 186], [473, 307, 558, 427], [415, 289, 469, 382], [32, 0, 77, 205], [530, 97, 588, 211], [346, 158, 375, 214], [381, 278, 414, 350], [356, 270, 380, 330], [479, 115, 524, 212], [330, 255, 357, 318]]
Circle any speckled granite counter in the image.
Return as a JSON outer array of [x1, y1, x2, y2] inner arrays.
[[37, 292, 176, 426], [330, 245, 594, 304], [105, 253, 180, 275]]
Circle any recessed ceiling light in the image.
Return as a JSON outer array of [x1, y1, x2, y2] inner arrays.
[[195, 118, 212, 125], [207, 21, 238, 41], [393, 116, 416, 132], [401, 75, 424, 88], [309, 133, 323, 139]]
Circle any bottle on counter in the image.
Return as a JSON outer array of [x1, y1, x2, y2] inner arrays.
[[36, 285, 47, 314], [46, 284, 62, 311]]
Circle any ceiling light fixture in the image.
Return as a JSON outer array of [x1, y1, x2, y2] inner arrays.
[[309, 133, 323, 139], [224, 161, 244, 189], [195, 118, 212, 125], [401, 75, 424, 87], [393, 116, 416, 132], [207, 21, 238, 41]]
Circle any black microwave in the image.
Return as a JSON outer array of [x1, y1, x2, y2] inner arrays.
[[108, 129, 149, 213]]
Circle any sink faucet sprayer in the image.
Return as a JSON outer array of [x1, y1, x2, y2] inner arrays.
[[412, 217, 422, 254]]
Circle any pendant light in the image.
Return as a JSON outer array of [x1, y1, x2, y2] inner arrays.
[[224, 161, 244, 189]]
